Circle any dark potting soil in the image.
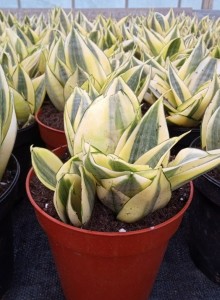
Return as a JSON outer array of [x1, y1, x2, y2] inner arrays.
[[39, 100, 64, 131], [30, 175, 189, 232], [0, 161, 17, 195]]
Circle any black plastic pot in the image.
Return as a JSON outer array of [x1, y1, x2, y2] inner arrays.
[[188, 137, 220, 284], [0, 154, 20, 297], [168, 125, 200, 154], [13, 121, 44, 199]]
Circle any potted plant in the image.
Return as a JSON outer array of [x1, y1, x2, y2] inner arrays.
[[189, 85, 220, 284], [0, 65, 20, 297], [147, 39, 219, 153], [26, 84, 220, 300], [0, 26, 47, 194]]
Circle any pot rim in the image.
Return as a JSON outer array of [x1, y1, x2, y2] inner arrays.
[[26, 164, 193, 237], [36, 109, 65, 134], [17, 119, 37, 134], [0, 154, 20, 203]]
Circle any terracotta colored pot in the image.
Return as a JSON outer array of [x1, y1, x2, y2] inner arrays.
[[26, 145, 193, 300], [36, 109, 66, 150], [0, 154, 20, 297]]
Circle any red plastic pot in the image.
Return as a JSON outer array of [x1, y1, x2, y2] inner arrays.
[[36, 109, 66, 150], [26, 145, 193, 300]]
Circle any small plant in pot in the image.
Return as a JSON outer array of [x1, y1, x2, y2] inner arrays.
[[0, 65, 20, 297], [26, 82, 220, 300], [148, 39, 219, 152], [41, 23, 113, 149], [0, 28, 47, 195], [189, 85, 220, 284]]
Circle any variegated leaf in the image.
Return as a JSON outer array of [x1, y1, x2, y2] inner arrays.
[[32, 74, 46, 114], [118, 98, 169, 163], [31, 146, 63, 191], [0, 65, 17, 180], [54, 173, 81, 224], [12, 65, 35, 114], [74, 91, 137, 155], [117, 168, 171, 223], [134, 132, 189, 167], [202, 90, 220, 148], [168, 63, 192, 106], [206, 107, 220, 151], [165, 148, 220, 190], [65, 28, 108, 86], [178, 38, 207, 80], [45, 64, 65, 111], [188, 57, 217, 94], [11, 87, 31, 125]]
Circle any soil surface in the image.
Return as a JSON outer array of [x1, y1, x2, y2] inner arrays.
[[38, 99, 64, 131], [30, 175, 190, 232]]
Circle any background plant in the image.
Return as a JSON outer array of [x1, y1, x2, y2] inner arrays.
[[0, 65, 17, 180]]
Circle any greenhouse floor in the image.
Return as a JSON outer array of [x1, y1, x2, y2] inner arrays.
[[2, 194, 220, 300]]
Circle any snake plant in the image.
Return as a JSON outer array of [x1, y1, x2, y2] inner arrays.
[[149, 40, 219, 127], [31, 94, 220, 227], [0, 65, 17, 180], [201, 83, 220, 152], [45, 28, 112, 111], [9, 63, 46, 128]]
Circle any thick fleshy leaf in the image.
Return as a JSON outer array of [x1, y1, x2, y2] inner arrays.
[[97, 185, 129, 214], [84, 149, 130, 180], [143, 27, 164, 55], [21, 49, 44, 77], [0, 65, 12, 140], [0, 66, 17, 180], [54, 173, 81, 224], [120, 65, 151, 102], [178, 38, 207, 80], [151, 12, 169, 34], [191, 75, 220, 121], [206, 107, 220, 151], [11, 87, 31, 125], [65, 28, 109, 86], [54, 165, 96, 227], [134, 132, 189, 167], [103, 77, 140, 111], [165, 148, 220, 190], [31, 146, 63, 191], [166, 113, 200, 127], [77, 165, 96, 225], [6, 28, 28, 61], [118, 98, 169, 163], [12, 65, 35, 114], [45, 64, 65, 111], [160, 38, 185, 60], [201, 89, 220, 148], [74, 91, 137, 155], [65, 87, 91, 133], [168, 63, 192, 106], [32, 74, 46, 114], [64, 87, 91, 155], [100, 173, 151, 198], [117, 168, 171, 223], [56, 155, 82, 182], [188, 57, 217, 94]]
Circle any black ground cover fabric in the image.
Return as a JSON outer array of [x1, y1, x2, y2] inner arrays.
[[2, 196, 220, 300]]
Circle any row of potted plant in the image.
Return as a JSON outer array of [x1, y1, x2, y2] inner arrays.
[[0, 8, 220, 299]]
